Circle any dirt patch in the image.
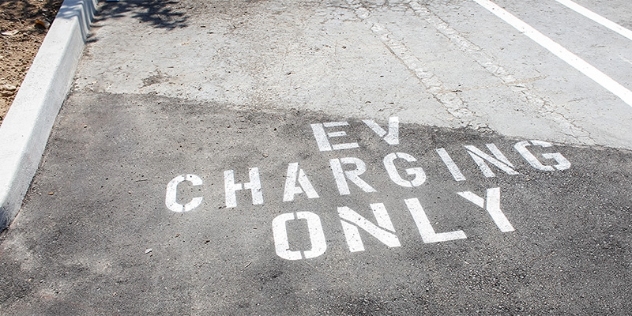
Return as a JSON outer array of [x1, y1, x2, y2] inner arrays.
[[0, 0, 63, 125]]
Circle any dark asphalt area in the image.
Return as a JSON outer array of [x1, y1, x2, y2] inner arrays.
[[0, 92, 630, 314]]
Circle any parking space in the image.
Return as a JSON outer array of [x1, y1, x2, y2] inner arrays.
[[1, 0, 631, 314]]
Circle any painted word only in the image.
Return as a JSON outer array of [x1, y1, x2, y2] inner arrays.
[[272, 188, 511, 260]]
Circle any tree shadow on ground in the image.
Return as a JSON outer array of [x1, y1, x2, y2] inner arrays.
[[95, 0, 189, 30]]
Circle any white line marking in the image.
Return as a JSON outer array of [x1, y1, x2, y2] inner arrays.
[[472, 0, 632, 107], [407, 0, 593, 143], [620, 55, 632, 67], [555, 0, 632, 41]]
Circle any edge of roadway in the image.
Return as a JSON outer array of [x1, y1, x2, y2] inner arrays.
[[0, 0, 97, 231]]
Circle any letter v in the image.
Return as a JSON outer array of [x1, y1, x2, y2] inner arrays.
[[362, 117, 399, 145]]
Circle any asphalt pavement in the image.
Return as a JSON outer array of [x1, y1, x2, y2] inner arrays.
[[1, 0, 631, 314]]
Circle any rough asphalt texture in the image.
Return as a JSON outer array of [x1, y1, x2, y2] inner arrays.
[[1, 0, 632, 314]]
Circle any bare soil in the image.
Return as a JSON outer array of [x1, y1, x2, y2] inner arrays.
[[0, 0, 63, 124]]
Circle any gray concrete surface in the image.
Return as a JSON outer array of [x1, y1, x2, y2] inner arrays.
[[1, 0, 632, 314]]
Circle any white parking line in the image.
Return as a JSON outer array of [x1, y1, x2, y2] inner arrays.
[[472, 0, 632, 107], [407, 0, 593, 143], [555, 0, 632, 41]]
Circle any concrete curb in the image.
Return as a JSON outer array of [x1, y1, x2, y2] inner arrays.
[[0, 0, 97, 231]]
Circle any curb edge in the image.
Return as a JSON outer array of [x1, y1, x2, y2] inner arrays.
[[0, 0, 97, 231]]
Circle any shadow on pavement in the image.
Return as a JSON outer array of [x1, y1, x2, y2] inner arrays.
[[95, 0, 188, 30]]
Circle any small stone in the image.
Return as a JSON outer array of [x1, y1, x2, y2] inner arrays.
[[35, 19, 51, 29], [145, 248, 152, 254], [1, 30, 19, 36], [1, 84, 17, 91], [48, 192, 54, 195]]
